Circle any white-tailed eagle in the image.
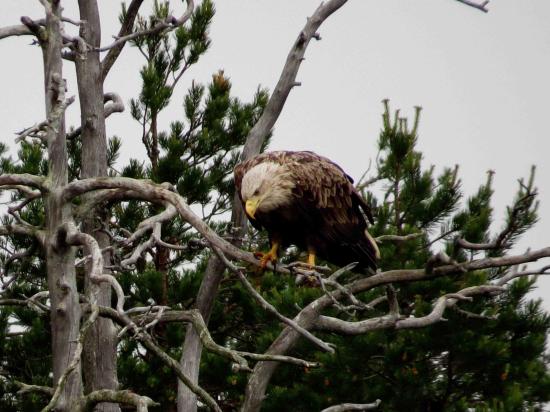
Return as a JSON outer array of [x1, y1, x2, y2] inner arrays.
[[234, 151, 380, 272]]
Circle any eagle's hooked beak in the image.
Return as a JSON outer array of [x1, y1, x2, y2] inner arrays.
[[245, 197, 261, 219]]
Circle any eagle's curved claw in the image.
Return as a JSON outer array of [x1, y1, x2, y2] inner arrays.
[[253, 241, 280, 272], [254, 250, 277, 271]]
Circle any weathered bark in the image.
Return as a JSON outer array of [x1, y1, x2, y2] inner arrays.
[[177, 256, 226, 411], [241, 303, 322, 412], [75, 1, 120, 411], [43, 2, 82, 410], [155, 245, 171, 305]]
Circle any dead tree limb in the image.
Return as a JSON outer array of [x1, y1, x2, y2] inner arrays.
[[241, 246, 550, 412], [321, 399, 382, 412], [101, 0, 146, 80], [455, 0, 489, 12], [97, 0, 194, 52], [76, 390, 158, 412]]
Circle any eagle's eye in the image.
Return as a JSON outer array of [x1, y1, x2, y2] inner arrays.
[[253, 188, 260, 196]]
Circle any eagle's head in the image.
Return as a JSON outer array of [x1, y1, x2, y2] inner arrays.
[[240, 162, 295, 219]]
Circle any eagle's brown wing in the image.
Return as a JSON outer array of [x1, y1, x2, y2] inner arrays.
[[283, 151, 374, 221], [282, 151, 379, 271]]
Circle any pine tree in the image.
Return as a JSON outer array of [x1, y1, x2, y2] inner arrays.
[[227, 101, 550, 411]]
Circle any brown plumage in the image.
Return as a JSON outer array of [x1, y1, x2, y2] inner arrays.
[[234, 151, 380, 272]]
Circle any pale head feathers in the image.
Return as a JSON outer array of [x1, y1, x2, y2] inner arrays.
[[241, 162, 295, 212]]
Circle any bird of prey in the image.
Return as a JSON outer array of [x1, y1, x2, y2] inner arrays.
[[234, 151, 380, 272]]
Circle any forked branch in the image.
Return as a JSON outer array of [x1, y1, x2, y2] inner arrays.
[[97, 0, 194, 52]]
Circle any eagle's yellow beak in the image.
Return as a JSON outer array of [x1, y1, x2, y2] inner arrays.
[[245, 197, 261, 219]]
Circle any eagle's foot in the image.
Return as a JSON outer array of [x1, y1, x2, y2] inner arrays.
[[292, 251, 323, 287], [253, 241, 279, 272], [253, 250, 277, 271]]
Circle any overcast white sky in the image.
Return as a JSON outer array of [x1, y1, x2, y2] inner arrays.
[[1, 1, 549, 307]]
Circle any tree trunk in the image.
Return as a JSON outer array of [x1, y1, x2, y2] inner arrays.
[[43, 2, 82, 410], [177, 256, 226, 411], [75, 2, 120, 411], [241, 308, 320, 412], [155, 244, 170, 305]]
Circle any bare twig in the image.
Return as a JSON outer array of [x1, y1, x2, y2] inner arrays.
[[124, 204, 177, 246], [456, 189, 536, 251], [455, 0, 489, 13], [92, 306, 222, 412], [212, 247, 335, 353], [101, 0, 145, 80], [452, 305, 497, 321], [496, 264, 550, 286], [314, 285, 504, 334], [97, 0, 194, 52], [127, 307, 319, 370], [15, 122, 49, 144]]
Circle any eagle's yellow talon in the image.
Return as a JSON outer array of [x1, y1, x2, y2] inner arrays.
[[259, 252, 277, 270], [307, 250, 316, 268], [254, 241, 279, 272]]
